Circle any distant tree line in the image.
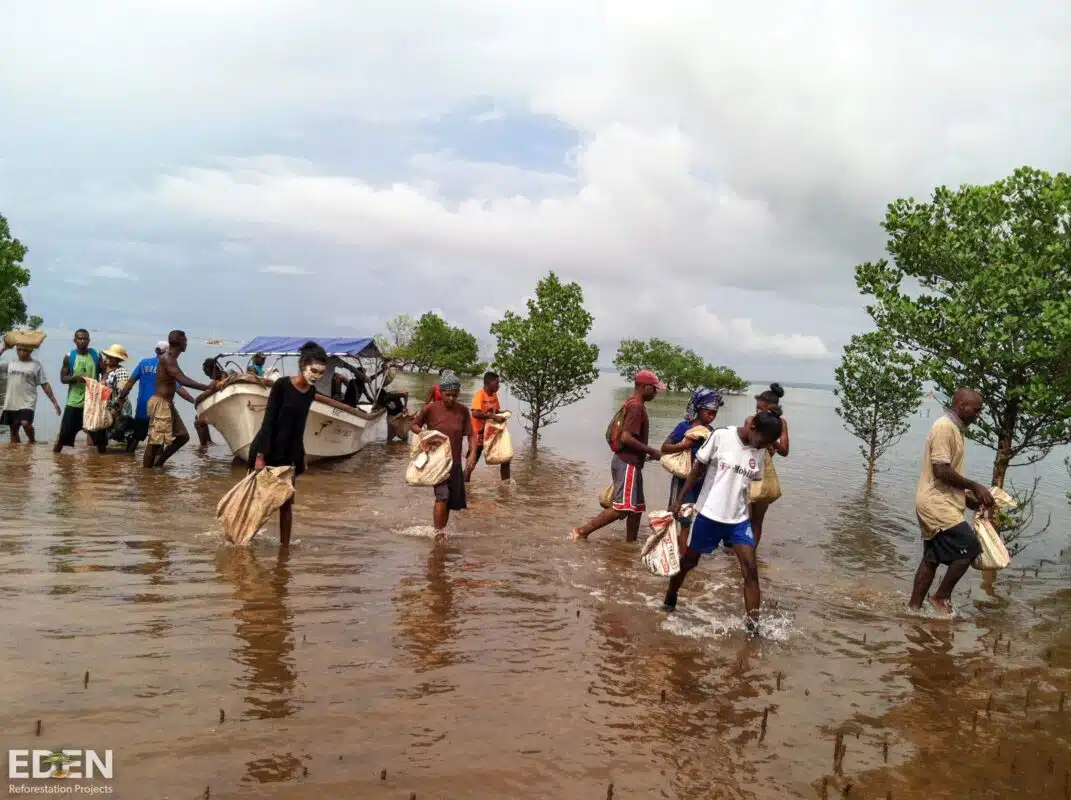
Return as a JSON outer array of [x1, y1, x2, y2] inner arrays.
[[612, 338, 747, 394]]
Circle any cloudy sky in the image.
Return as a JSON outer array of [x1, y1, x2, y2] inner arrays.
[[2, 1, 1068, 383]]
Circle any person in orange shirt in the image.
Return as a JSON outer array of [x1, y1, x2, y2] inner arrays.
[[465, 371, 510, 482]]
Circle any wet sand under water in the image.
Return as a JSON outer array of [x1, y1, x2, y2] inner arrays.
[[1, 380, 1069, 799]]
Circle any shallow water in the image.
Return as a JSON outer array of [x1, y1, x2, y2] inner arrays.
[[1, 372, 1069, 799]]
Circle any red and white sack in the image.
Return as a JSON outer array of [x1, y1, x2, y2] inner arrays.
[[81, 378, 114, 432], [640, 510, 682, 577]]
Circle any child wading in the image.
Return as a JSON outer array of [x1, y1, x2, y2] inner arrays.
[[411, 371, 477, 541], [666, 409, 784, 632], [248, 341, 327, 547], [661, 388, 723, 550]]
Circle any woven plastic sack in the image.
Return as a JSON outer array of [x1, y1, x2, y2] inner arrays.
[[216, 466, 296, 546], [749, 453, 782, 504], [660, 450, 691, 478], [406, 430, 453, 486], [598, 482, 614, 509], [972, 515, 1011, 571], [3, 330, 47, 349], [81, 378, 114, 432], [640, 511, 681, 577], [659, 425, 710, 478], [484, 411, 514, 465]]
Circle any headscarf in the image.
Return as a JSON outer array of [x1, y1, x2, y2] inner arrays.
[[684, 387, 723, 422], [439, 371, 462, 392]]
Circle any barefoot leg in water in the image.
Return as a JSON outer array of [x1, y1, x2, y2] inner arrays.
[[733, 543, 761, 625], [931, 558, 971, 611], [663, 549, 701, 611], [572, 508, 626, 540]]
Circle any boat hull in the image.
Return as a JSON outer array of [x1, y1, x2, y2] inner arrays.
[[195, 381, 387, 463]]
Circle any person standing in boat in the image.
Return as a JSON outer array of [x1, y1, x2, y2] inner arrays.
[[378, 369, 411, 443], [247, 352, 267, 377], [410, 371, 477, 541], [249, 341, 327, 548]]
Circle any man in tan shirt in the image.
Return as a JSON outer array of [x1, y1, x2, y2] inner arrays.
[[909, 389, 995, 612]]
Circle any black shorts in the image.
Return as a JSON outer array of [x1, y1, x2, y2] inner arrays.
[[58, 405, 106, 449], [434, 462, 467, 511], [1, 409, 34, 426], [924, 521, 982, 565]]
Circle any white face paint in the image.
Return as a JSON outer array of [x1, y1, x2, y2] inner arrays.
[[303, 365, 326, 384]]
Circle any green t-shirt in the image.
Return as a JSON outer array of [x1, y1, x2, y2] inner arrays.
[[66, 352, 98, 408]]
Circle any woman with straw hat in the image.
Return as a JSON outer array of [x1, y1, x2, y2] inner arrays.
[[101, 344, 135, 448]]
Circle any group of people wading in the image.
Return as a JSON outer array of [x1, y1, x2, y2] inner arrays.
[[569, 374, 788, 633], [3, 330, 998, 630]]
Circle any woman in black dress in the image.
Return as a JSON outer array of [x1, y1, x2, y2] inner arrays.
[[249, 341, 328, 547]]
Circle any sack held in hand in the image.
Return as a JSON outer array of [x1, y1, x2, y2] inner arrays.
[[750, 452, 782, 504], [484, 411, 514, 465], [406, 430, 453, 486], [660, 425, 710, 478], [972, 509, 1011, 571], [640, 511, 682, 577], [216, 466, 296, 546], [81, 378, 114, 432], [598, 482, 614, 509]]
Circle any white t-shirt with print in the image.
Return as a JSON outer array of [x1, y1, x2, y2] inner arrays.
[[694, 427, 765, 523]]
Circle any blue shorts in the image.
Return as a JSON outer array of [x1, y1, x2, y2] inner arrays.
[[686, 514, 755, 553]]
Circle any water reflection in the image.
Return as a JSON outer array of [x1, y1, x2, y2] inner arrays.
[[825, 488, 912, 575], [217, 548, 299, 722], [394, 545, 462, 680]]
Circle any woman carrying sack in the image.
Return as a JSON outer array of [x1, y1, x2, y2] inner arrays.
[[747, 384, 790, 547], [660, 387, 722, 550], [410, 371, 477, 541], [100, 344, 135, 449], [248, 341, 327, 547]]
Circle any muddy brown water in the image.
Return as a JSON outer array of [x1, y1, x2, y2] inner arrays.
[[1, 372, 1068, 799]]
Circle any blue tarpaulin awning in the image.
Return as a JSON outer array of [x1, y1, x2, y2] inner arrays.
[[234, 336, 381, 357]]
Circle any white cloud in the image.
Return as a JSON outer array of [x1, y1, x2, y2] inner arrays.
[[260, 264, 314, 276], [90, 265, 135, 280], [4, 0, 1070, 377], [689, 306, 829, 359]]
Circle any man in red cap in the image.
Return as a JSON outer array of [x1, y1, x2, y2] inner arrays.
[[572, 370, 666, 542]]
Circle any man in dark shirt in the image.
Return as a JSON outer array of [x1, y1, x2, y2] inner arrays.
[[572, 370, 665, 542], [343, 367, 374, 407]]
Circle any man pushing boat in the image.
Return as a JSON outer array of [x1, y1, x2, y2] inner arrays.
[[117, 330, 216, 468]]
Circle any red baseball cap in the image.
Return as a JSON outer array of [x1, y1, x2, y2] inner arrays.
[[635, 370, 667, 390]]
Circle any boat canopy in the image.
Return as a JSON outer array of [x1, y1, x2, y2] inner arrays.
[[233, 336, 382, 358]]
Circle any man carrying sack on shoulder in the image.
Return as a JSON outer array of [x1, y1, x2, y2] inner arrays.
[[909, 388, 995, 614], [572, 370, 666, 543]]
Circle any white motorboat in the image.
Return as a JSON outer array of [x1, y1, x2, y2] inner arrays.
[[195, 336, 391, 464]]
